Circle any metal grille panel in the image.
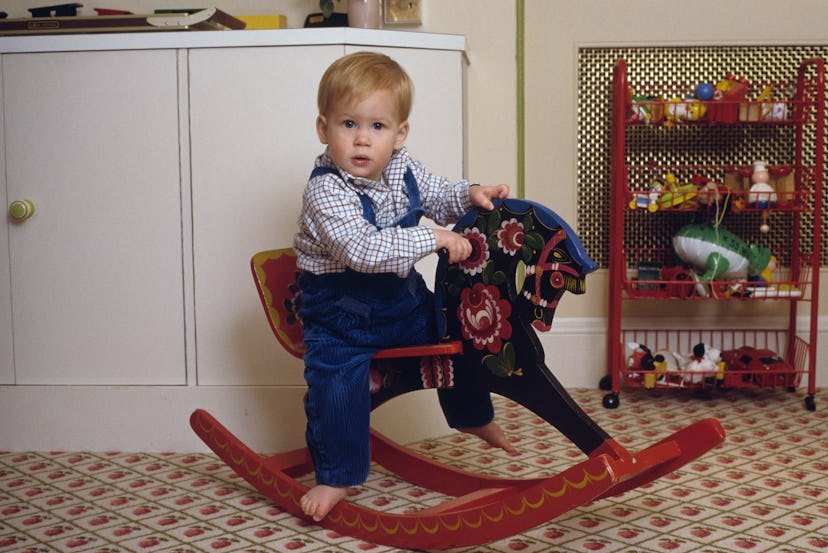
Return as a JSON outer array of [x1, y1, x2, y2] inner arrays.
[[577, 46, 825, 268]]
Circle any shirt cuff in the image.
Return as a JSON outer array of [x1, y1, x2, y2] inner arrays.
[[413, 225, 438, 254]]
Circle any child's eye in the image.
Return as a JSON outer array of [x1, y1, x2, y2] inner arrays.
[[372, 122, 385, 130], [343, 120, 356, 128]]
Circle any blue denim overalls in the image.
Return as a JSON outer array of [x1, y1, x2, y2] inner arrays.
[[298, 166, 494, 487]]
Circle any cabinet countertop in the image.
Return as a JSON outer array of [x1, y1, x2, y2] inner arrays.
[[0, 27, 466, 54]]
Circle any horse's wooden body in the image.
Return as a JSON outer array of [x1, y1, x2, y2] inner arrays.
[[191, 198, 725, 550]]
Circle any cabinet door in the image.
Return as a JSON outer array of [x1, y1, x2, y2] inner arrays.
[[189, 46, 340, 385], [189, 46, 466, 386], [0, 70, 11, 384], [3, 50, 186, 385]]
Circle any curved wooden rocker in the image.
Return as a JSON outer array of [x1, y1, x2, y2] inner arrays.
[[190, 198, 726, 550]]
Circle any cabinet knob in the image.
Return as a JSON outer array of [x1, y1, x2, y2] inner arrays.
[[9, 199, 36, 221]]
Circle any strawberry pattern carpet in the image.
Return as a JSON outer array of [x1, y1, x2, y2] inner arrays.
[[2, 388, 827, 552]]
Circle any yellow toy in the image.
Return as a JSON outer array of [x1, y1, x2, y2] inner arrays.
[[665, 98, 707, 124], [659, 173, 698, 208]]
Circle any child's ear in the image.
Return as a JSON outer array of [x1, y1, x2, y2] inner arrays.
[[316, 115, 329, 144], [394, 120, 409, 149]]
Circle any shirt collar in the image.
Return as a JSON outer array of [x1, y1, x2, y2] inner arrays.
[[317, 147, 410, 188]]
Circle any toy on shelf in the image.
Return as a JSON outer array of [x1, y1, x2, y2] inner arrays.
[[711, 73, 748, 123], [626, 343, 681, 388], [739, 85, 787, 122], [629, 180, 661, 211], [672, 222, 773, 297], [746, 254, 803, 298], [721, 346, 798, 387], [665, 97, 707, 124], [747, 160, 777, 232], [634, 261, 662, 292], [678, 343, 723, 385], [629, 91, 664, 123], [768, 165, 795, 205], [658, 173, 697, 208], [661, 265, 695, 298], [694, 175, 732, 215], [695, 82, 715, 101]]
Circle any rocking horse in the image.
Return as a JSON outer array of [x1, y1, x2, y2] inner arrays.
[[190, 198, 725, 550]]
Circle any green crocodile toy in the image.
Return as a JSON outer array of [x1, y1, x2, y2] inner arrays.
[[673, 223, 772, 281]]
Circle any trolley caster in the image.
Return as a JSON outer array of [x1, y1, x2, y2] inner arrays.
[[603, 392, 620, 409], [805, 395, 816, 412], [599, 374, 613, 391]]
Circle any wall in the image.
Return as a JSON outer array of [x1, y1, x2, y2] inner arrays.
[[520, 0, 828, 391], [3, 0, 826, 412], [1, 1, 518, 189]]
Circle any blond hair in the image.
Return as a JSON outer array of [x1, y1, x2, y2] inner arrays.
[[317, 51, 413, 122]]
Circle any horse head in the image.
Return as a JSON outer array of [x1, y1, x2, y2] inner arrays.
[[437, 198, 597, 380]]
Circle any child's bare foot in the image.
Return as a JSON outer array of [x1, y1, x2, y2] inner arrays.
[[458, 421, 518, 454], [300, 484, 349, 522]]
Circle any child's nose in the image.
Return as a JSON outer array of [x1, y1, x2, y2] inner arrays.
[[355, 127, 370, 144]]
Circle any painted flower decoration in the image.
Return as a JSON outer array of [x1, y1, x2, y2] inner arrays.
[[458, 282, 512, 353], [497, 218, 525, 255], [458, 227, 489, 275], [420, 356, 454, 389], [262, 253, 305, 357]]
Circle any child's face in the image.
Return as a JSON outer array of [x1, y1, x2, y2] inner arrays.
[[317, 89, 409, 182]]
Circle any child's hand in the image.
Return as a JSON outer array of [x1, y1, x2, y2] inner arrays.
[[433, 229, 472, 264], [469, 183, 510, 211]]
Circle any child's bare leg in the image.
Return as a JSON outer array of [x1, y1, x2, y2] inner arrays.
[[458, 421, 518, 454], [300, 484, 349, 522]]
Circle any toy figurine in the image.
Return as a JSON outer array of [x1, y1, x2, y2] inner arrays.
[[665, 97, 707, 124], [748, 161, 776, 233], [679, 343, 722, 385], [748, 160, 777, 209], [658, 173, 697, 208], [629, 180, 661, 211], [750, 254, 777, 286], [630, 93, 663, 123]]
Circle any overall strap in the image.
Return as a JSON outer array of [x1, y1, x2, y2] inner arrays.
[[309, 165, 423, 228], [393, 167, 426, 228], [403, 167, 421, 210], [310, 166, 376, 226]]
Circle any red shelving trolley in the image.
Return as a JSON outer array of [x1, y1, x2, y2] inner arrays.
[[602, 58, 824, 411]]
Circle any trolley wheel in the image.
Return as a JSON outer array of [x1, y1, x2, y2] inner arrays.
[[599, 374, 613, 391], [602, 392, 620, 409], [805, 395, 816, 412]]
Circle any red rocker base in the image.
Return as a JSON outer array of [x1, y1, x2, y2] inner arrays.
[[191, 199, 726, 550]]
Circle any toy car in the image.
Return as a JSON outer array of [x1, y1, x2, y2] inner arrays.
[[721, 346, 797, 388]]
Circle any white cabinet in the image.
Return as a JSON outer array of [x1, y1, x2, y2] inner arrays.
[[2, 49, 186, 385], [0, 86, 11, 383], [190, 45, 466, 385], [0, 30, 467, 450], [188, 45, 339, 386]]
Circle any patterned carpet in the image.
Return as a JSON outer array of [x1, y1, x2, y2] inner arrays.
[[1, 388, 827, 553]]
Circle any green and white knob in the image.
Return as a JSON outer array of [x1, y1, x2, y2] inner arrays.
[[9, 199, 35, 221]]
